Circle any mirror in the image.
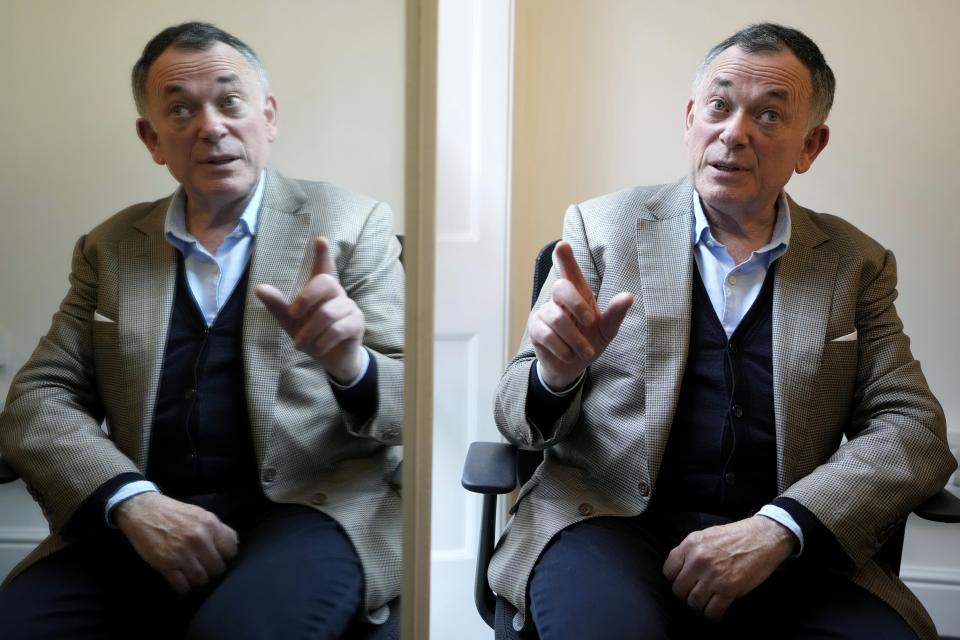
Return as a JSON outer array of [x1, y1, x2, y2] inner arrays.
[[0, 1, 412, 635]]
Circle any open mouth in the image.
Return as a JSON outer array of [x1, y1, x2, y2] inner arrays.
[[203, 156, 240, 166], [710, 162, 744, 172]]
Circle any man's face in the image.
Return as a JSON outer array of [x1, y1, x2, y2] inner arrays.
[[684, 46, 828, 219], [136, 41, 278, 211]]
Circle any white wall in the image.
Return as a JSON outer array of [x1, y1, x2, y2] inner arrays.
[[510, 0, 960, 633], [0, 0, 405, 578]]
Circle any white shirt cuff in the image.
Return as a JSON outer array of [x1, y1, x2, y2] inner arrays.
[[535, 360, 585, 397], [757, 504, 804, 556], [105, 480, 160, 527], [329, 347, 371, 390]]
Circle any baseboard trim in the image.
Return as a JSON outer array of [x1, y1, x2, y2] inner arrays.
[[0, 526, 46, 544], [902, 570, 960, 638], [902, 564, 960, 586]]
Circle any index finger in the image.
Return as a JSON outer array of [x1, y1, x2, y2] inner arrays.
[[311, 236, 337, 278], [553, 241, 594, 301]]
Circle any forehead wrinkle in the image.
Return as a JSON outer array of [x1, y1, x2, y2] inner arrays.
[[705, 55, 810, 105], [148, 53, 254, 103]]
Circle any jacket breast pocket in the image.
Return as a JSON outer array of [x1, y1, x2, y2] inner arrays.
[[817, 339, 858, 408], [92, 319, 120, 361]]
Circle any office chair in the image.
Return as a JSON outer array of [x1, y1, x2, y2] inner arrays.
[[462, 239, 960, 639]]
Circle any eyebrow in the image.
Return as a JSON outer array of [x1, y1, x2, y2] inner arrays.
[[708, 77, 789, 101], [161, 74, 242, 97]]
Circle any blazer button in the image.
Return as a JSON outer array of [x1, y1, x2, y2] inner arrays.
[[310, 492, 327, 506], [638, 481, 650, 497], [577, 502, 594, 516], [262, 467, 278, 483], [731, 404, 743, 418], [724, 472, 736, 485]]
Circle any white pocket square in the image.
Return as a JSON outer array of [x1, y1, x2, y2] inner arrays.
[[831, 329, 857, 342], [93, 311, 115, 324]]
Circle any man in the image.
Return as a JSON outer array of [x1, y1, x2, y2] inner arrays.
[[0, 22, 403, 639], [491, 23, 955, 640]]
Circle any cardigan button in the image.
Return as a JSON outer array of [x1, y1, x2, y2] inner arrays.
[[577, 502, 594, 516], [310, 492, 327, 506], [262, 467, 278, 483], [637, 481, 650, 497]]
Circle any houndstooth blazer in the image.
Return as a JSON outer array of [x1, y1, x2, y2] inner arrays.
[[490, 178, 955, 638], [0, 169, 404, 617]]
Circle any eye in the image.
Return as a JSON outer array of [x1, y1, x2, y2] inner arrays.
[[222, 95, 243, 110], [759, 110, 781, 123], [709, 98, 727, 111], [170, 104, 191, 119]]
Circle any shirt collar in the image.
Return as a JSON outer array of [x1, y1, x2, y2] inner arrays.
[[692, 190, 791, 258], [164, 170, 266, 251]]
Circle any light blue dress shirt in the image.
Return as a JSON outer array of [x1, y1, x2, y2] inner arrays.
[[164, 172, 266, 325], [691, 191, 790, 337]]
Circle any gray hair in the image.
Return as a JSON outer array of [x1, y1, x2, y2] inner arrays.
[[132, 22, 270, 118], [693, 23, 836, 127]]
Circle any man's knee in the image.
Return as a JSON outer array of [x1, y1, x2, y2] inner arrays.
[[528, 517, 686, 639]]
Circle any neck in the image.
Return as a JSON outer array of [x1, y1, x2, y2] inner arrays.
[[701, 198, 778, 265], [184, 191, 253, 254]]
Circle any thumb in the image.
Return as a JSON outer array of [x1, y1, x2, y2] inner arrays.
[[598, 291, 634, 344], [312, 236, 336, 277], [254, 284, 294, 332]]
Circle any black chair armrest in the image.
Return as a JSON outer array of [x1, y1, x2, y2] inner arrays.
[[913, 488, 960, 524], [462, 441, 519, 628], [461, 442, 518, 494], [0, 457, 18, 485]]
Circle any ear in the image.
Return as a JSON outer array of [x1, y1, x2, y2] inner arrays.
[[136, 118, 166, 166], [263, 95, 279, 143], [795, 124, 829, 174], [683, 99, 695, 143]]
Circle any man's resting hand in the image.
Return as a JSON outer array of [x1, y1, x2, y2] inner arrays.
[[115, 492, 239, 594], [662, 515, 796, 621]]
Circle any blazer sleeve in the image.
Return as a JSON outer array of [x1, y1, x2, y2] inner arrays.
[[335, 201, 404, 444], [779, 247, 956, 569], [0, 235, 142, 533]]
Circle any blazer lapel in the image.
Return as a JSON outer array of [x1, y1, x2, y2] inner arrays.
[[243, 170, 311, 457], [120, 200, 177, 469], [636, 181, 694, 477], [772, 199, 836, 490]]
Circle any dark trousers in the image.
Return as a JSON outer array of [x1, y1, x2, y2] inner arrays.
[[0, 495, 364, 640], [528, 510, 919, 640]]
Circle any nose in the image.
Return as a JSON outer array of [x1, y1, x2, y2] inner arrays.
[[719, 110, 749, 149], [197, 105, 228, 143]]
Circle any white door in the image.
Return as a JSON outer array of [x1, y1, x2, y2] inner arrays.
[[431, 1, 514, 637]]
